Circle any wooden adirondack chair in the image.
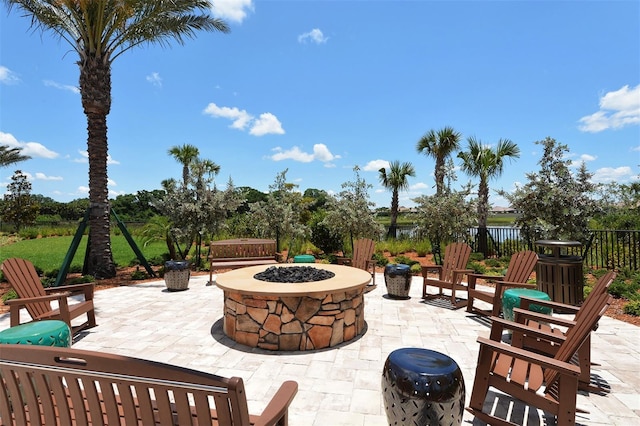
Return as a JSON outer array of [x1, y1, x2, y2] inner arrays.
[[466, 290, 612, 425], [466, 250, 538, 317], [422, 242, 472, 309], [1, 258, 96, 334], [338, 238, 377, 286], [511, 270, 616, 392]]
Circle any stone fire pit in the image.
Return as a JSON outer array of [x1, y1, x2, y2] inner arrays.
[[215, 264, 371, 351]]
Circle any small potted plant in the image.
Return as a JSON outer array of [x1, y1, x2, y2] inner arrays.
[[164, 260, 190, 291]]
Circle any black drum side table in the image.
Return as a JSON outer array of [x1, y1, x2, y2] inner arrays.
[[382, 347, 465, 426]]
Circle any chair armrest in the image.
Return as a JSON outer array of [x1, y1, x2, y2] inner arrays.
[[494, 281, 536, 298], [518, 296, 579, 314], [5, 292, 72, 305], [513, 308, 577, 329], [489, 316, 564, 343], [421, 265, 442, 278], [467, 273, 506, 289], [336, 257, 352, 266], [253, 380, 298, 426], [476, 336, 580, 375], [46, 282, 94, 298]]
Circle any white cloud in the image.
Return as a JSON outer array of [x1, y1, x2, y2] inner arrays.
[[363, 159, 390, 171], [632, 145, 640, 152], [269, 143, 339, 164], [34, 173, 63, 181], [298, 28, 328, 44], [578, 84, 640, 132], [203, 103, 285, 136], [146, 72, 162, 87], [579, 154, 597, 162], [411, 182, 429, 190], [0, 66, 20, 85], [74, 150, 120, 165], [210, 0, 254, 23], [592, 166, 634, 183], [43, 80, 80, 94], [0, 131, 59, 159], [249, 113, 285, 136]]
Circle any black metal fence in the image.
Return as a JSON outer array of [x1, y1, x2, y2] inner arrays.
[[395, 226, 640, 271]]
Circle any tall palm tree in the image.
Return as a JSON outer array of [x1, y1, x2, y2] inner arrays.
[[378, 160, 415, 238], [458, 137, 520, 254], [0, 145, 30, 168], [4, 1, 229, 278], [416, 126, 462, 196], [168, 144, 200, 186]]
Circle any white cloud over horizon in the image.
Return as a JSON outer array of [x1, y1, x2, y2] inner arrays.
[[0, 131, 59, 159], [298, 28, 328, 44], [269, 143, 339, 163], [591, 166, 634, 183], [578, 84, 640, 132], [203, 102, 284, 136]]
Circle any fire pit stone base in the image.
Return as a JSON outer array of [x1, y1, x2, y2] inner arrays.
[[223, 289, 365, 351]]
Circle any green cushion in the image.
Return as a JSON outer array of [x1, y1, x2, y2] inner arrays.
[[0, 320, 71, 347]]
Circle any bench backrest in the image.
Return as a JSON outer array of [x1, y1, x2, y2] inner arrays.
[[209, 238, 277, 259], [0, 345, 252, 425]]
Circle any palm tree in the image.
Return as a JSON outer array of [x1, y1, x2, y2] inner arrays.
[[168, 144, 200, 186], [378, 160, 416, 238], [458, 136, 520, 254], [0, 145, 30, 168], [416, 126, 462, 196], [4, 1, 229, 278]]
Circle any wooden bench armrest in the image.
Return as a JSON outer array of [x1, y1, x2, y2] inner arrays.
[[253, 380, 298, 426], [513, 308, 577, 329], [476, 336, 580, 375], [518, 296, 580, 314]]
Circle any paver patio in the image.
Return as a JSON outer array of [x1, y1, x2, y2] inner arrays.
[[1, 273, 638, 425]]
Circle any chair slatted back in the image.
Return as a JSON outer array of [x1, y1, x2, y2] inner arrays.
[[503, 250, 538, 283], [0, 345, 253, 425], [1, 258, 51, 321], [441, 243, 472, 284], [351, 239, 376, 271]]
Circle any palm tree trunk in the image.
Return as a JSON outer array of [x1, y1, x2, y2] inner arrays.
[[388, 189, 399, 239], [477, 176, 490, 256], [81, 57, 116, 279]]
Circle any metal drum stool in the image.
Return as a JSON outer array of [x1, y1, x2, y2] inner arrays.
[[502, 288, 552, 322], [385, 264, 412, 299], [0, 320, 71, 347], [382, 347, 465, 426]]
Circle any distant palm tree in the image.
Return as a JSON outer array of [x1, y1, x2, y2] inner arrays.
[[168, 144, 201, 186], [0, 145, 30, 168], [4, 0, 229, 278], [458, 137, 520, 254], [416, 126, 462, 196], [379, 160, 416, 238]]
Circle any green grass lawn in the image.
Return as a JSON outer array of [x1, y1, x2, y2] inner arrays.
[[0, 235, 167, 275]]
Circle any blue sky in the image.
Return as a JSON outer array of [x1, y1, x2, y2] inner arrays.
[[1, 0, 639, 210]]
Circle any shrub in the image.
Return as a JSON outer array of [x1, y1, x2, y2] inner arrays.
[[130, 269, 148, 280], [67, 275, 95, 285], [310, 220, 343, 255], [469, 252, 484, 262], [607, 278, 640, 300], [623, 301, 640, 316], [468, 261, 486, 274], [410, 264, 422, 274], [393, 255, 419, 267], [414, 241, 431, 257], [2, 288, 17, 302], [373, 252, 389, 267], [484, 258, 503, 268]]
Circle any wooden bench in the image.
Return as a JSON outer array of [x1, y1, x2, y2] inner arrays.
[[0, 344, 298, 425], [208, 238, 279, 284]]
